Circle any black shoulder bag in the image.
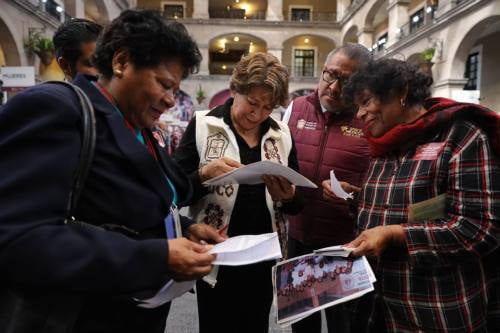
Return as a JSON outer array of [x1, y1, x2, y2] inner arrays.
[[0, 81, 96, 333]]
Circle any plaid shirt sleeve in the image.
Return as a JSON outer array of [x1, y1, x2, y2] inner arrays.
[[402, 121, 500, 268]]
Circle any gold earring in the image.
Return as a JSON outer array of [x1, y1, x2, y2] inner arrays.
[[400, 99, 406, 109], [114, 69, 123, 77]]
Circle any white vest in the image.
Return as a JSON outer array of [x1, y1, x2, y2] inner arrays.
[[187, 110, 293, 259]]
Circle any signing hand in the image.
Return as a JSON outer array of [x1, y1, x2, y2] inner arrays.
[[262, 175, 295, 202], [322, 180, 361, 202], [345, 225, 405, 258], [187, 223, 226, 244], [167, 238, 216, 281], [199, 157, 242, 182]]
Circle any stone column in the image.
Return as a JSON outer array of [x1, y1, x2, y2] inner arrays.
[[387, 0, 410, 47], [193, 0, 209, 19], [436, 0, 458, 18], [266, 0, 283, 21], [198, 46, 210, 75], [357, 28, 374, 49]]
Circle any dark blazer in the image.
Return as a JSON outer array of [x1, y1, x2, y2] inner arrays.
[[0, 74, 192, 332]]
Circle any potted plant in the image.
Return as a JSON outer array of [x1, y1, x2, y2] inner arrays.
[[24, 31, 55, 66], [196, 85, 206, 105], [419, 47, 435, 77]]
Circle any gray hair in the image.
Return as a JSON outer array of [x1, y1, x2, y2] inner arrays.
[[324, 43, 372, 68]]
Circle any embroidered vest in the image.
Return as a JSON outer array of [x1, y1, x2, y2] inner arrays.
[[187, 110, 293, 258]]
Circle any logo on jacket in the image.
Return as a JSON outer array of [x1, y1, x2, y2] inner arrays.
[[264, 138, 283, 164], [297, 119, 317, 130], [205, 132, 229, 160], [340, 126, 364, 138]]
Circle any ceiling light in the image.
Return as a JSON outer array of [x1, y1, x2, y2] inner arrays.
[[56, 6, 63, 12], [426, 6, 432, 13], [304, 38, 310, 43], [222, 65, 227, 70], [412, 16, 419, 23], [234, 36, 240, 42]]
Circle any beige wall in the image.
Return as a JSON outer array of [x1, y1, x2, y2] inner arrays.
[[476, 31, 500, 112], [408, 0, 425, 13], [374, 20, 388, 39]]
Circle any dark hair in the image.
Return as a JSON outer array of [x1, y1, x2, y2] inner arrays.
[[325, 43, 372, 68], [92, 10, 201, 79], [342, 59, 433, 107], [53, 18, 102, 70]]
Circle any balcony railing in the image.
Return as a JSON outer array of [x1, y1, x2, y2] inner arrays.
[[396, 6, 437, 42], [209, 9, 266, 20], [284, 11, 337, 22]]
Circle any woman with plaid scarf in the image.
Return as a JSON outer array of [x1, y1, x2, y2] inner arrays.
[[323, 59, 500, 332]]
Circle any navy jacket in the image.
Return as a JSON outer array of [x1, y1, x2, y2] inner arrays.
[[0, 74, 192, 331]]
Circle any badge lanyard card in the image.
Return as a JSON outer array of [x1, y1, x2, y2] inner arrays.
[[164, 204, 182, 239]]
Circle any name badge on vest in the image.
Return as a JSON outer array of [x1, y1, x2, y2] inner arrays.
[[413, 142, 445, 160], [297, 119, 317, 130]]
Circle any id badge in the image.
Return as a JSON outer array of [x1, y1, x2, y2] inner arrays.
[[164, 204, 182, 239]]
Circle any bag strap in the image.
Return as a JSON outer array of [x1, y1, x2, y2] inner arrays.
[[44, 81, 96, 219]]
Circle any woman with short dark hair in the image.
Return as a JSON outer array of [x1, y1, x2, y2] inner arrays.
[[0, 10, 223, 333], [327, 59, 500, 332], [175, 52, 303, 332]]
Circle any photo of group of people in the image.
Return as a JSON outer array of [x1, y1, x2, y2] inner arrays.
[[273, 255, 375, 326]]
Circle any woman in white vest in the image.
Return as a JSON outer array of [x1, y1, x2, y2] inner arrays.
[[174, 53, 303, 333]]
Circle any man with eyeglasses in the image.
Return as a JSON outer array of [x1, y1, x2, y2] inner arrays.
[[282, 43, 372, 333]]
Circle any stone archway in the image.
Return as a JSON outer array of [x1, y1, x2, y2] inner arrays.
[[342, 25, 359, 45], [282, 34, 336, 78], [0, 16, 21, 66], [447, 14, 500, 110], [85, 0, 110, 25], [209, 33, 267, 75]]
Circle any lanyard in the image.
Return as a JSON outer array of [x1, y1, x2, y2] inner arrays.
[[92, 81, 178, 205]]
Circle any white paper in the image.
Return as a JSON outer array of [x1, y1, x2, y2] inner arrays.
[[314, 245, 353, 258], [209, 232, 282, 265], [329, 170, 353, 200], [135, 279, 195, 309], [204, 160, 317, 188]]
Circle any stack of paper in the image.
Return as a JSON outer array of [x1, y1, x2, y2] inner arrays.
[[314, 245, 353, 258], [204, 160, 317, 188], [273, 253, 376, 327], [136, 232, 282, 308]]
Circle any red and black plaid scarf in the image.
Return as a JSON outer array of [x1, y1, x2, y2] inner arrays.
[[366, 97, 500, 157]]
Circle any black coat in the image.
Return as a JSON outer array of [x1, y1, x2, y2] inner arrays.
[[0, 74, 192, 332]]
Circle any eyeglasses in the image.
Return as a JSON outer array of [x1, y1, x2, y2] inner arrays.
[[322, 70, 348, 88]]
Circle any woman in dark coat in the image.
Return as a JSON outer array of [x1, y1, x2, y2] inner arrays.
[[0, 10, 222, 333]]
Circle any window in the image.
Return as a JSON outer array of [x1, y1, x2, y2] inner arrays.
[[377, 33, 388, 52], [163, 3, 184, 19], [291, 8, 311, 21], [464, 52, 479, 90], [294, 49, 315, 77], [410, 8, 424, 33], [45, 0, 62, 21]]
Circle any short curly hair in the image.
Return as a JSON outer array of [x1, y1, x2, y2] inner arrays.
[[92, 10, 201, 79], [230, 53, 289, 108], [342, 59, 433, 107]]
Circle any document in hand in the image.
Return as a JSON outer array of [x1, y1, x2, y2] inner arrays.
[[209, 232, 282, 265], [203, 160, 317, 188], [313, 245, 353, 258], [273, 254, 376, 327], [329, 170, 353, 200], [135, 232, 282, 308]]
